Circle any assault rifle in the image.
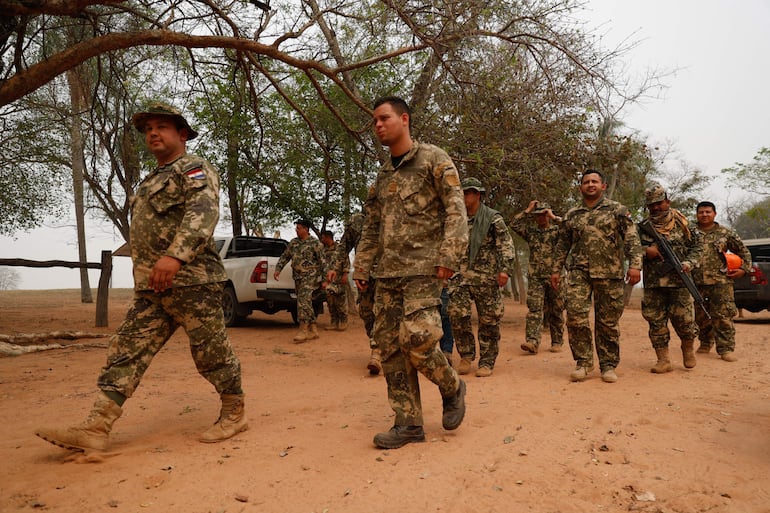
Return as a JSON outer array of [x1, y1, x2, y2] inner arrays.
[[639, 220, 710, 319]]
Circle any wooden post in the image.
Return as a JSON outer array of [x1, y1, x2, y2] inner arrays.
[[95, 250, 112, 327]]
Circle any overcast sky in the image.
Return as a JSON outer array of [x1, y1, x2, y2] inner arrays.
[[2, 0, 769, 290]]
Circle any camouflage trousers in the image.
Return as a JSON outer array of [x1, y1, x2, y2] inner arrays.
[[295, 276, 320, 323], [357, 278, 377, 349], [97, 282, 242, 398], [695, 283, 737, 355], [565, 270, 625, 371], [525, 276, 565, 348], [641, 286, 697, 349], [325, 281, 348, 325], [374, 276, 461, 427], [447, 280, 503, 369]]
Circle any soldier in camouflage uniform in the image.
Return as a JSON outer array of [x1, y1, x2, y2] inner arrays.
[[353, 96, 468, 449], [692, 201, 751, 362], [326, 211, 382, 375], [638, 183, 702, 373], [511, 200, 565, 354], [320, 230, 349, 331], [448, 177, 515, 377], [274, 219, 324, 342], [36, 102, 247, 452], [552, 170, 643, 383]]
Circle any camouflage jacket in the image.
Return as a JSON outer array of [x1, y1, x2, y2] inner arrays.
[[553, 196, 643, 279], [511, 212, 562, 279], [276, 236, 324, 281], [458, 208, 515, 286], [353, 141, 469, 279], [323, 242, 349, 283], [638, 212, 703, 288], [691, 222, 752, 286], [129, 152, 226, 291], [331, 212, 364, 277]]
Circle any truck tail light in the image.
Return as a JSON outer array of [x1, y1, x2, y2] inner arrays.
[[251, 261, 269, 284], [749, 264, 768, 286]]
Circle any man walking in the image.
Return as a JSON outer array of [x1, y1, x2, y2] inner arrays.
[[449, 177, 515, 377], [275, 219, 325, 342], [320, 229, 349, 331], [551, 170, 643, 383], [353, 96, 468, 449], [511, 200, 565, 354], [638, 183, 702, 373], [36, 102, 247, 451]]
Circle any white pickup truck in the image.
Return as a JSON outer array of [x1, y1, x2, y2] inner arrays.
[[214, 236, 299, 326]]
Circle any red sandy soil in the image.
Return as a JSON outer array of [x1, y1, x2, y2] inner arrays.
[[1, 288, 769, 513]]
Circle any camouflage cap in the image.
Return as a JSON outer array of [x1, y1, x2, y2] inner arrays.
[[644, 182, 667, 205], [462, 177, 485, 192], [132, 101, 199, 140], [532, 202, 551, 214]]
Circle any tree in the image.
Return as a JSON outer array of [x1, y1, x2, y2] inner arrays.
[[0, 267, 21, 290], [722, 147, 770, 196], [731, 197, 770, 240]]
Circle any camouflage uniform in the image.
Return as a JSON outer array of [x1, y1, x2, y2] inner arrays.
[[692, 223, 752, 355], [98, 152, 242, 398], [448, 206, 515, 369], [554, 196, 643, 372], [322, 240, 349, 326], [276, 236, 324, 323], [353, 141, 468, 427], [334, 212, 376, 349], [638, 213, 702, 350], [511, 211, 565, 349]]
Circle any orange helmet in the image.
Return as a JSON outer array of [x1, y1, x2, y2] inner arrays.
[[723, 251, 743, 271]]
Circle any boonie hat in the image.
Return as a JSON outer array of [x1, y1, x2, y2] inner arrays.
[[462, 177, 485, 192], [532, 202, 551, 214], [132, 101, 199, 140], [645, 182, 667, 205]]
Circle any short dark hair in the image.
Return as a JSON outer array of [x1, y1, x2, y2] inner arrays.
[[295, 219, 312, 229], [320, 229, 334, 238], [373, 96, 411, 118], [696, 201, 716, 212], [581, 169, 605, 183]]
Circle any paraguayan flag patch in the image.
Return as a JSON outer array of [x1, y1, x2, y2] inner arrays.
[[185, 168, 206, 180]]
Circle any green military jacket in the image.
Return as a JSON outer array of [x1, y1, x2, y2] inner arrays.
[[458, 207, 515, 286], [129, 152, 226, 291], [511, 212, 562, 279], [638, 212, 703, 288], [276, 237, 324, 282], [353, 141, 468, 280], [692, 223, 752, 286]]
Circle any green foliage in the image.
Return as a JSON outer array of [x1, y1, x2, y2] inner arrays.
[[721, 146, 770, 195], [731, 197, 770, 239]]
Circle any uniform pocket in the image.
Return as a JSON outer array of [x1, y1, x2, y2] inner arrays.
[[148, 174, 184, 214], [398, 167, 432, 216]]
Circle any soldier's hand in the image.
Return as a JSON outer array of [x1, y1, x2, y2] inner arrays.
[[550, 273, 561, 290], [525, 200, 538, 213], [727, 268, 746, 279], [326, 270, 337, 283], [497, 272, 509, 288], [273, 270, 281, 280], [355, 279, 368, 291], [625, 268, 641, 286], [436, 266, 454, 280], [149, 255, 182, 292]]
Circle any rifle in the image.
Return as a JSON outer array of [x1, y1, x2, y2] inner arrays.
[[639, 220, 711, 319]]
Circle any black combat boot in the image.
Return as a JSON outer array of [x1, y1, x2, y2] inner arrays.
[[373, 425, 425, 449], [442, 379, 466, 430]]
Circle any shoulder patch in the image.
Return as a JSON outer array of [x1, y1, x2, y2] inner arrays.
[[185, 167, 206, 180], [446, 174, 460, 187]]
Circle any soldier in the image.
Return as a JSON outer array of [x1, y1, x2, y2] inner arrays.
[[692, 201, 752, 361], [551, 170, 643, 383], [326, 211, 382, 374], [638, 183, 702, 373], [511, 200, 565, 354], [274, 219, 324, 342], [320, 230, 349, 332], [353, 96, 468, 449], [36, 102, 247, 452], [448, 177, 515, 377]]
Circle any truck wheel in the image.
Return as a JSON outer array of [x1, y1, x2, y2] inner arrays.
[[222, 286, 243, 327]]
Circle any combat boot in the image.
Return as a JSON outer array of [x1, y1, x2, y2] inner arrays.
[[367, 348, 382, 375], [308, 322, 320, 340], [442, 351, 453, 367], [520, 341, 538, 354], [651, 347, 673, 373], [457, 357, 472, 375], [336, 320, 348, 331], [200, 394, 248, 443], [681, 340, 697, 369], [373, 425, 425, 449], [720, 351, 737, 362], [570, 364, 593, 382], [35, 391, 123, 451], [442, 379, 466, 430], [293, 323, 309, 343], [324, 321, 339, 331]]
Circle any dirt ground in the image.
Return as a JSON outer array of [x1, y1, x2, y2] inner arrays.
[[1, 288, 769, 513]]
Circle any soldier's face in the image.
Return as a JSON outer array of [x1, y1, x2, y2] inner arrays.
[[463, 189, 481, 211], [647, 199, 670, 216], [535, 213, 549, 228], [372, 103, 408, 148], [579, 173, 606, 201], [144, 116, 187, 165], [696, 206, 716, 228], [296, 224, 309, 239]]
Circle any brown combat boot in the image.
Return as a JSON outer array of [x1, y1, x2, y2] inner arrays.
[[324, 321, 339, 331], [35, 391, 123, 451], [336, 320, 348, 331], [681, 340, 697, 369], [457, 357, 472, 375], [651, 347, 673, 373], [307, 322, 320, 340], [367, 348, 382, 375], [293, 323, 309, 343], [200, 394, 248, 443]]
